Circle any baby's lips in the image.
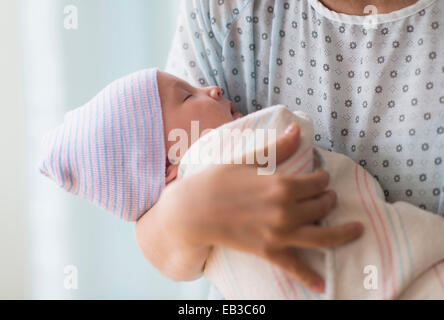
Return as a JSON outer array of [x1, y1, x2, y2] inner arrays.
[[233, 112, 243, 120]]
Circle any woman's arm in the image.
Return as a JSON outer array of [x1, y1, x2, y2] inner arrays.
[[135, 128, 364, 292], [135, 191, 211, 281]]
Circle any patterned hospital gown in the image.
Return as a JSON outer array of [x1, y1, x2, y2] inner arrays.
[[165, 0, 444, 299]]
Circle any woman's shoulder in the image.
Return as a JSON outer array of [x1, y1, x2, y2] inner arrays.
[[180, 0, 254, 41]]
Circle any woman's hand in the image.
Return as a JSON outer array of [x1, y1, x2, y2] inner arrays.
[[136, 124, 364, 293]]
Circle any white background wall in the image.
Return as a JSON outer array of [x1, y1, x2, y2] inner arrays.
[[0, 0, 25, 299]]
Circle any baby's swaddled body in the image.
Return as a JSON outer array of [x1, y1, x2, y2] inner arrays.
[[179, 105, 444, 300]]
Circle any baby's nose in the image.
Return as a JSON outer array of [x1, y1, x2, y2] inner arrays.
[[209, 86, 222, 99]]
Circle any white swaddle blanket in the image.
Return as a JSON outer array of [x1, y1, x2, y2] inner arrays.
[[178, 105, 444, 300]]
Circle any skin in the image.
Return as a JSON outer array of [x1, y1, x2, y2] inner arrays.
[[157, 71, 242, 181], [320, 0, 418, 15], [136, 1, 416, 293]]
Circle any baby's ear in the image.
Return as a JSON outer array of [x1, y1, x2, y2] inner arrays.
[[165, 164, 179, 185]]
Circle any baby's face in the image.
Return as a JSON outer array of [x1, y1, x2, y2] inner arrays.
[[158, 71, 242, 163]]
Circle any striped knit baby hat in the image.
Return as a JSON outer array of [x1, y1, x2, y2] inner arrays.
[[39, 68, 166, 222]]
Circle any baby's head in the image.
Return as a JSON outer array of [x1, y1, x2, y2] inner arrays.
[[157, 71, 242, 183], [39, 68, 241, 222]]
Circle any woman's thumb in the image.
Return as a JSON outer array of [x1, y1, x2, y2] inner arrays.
[[276, 123, 301, 164]]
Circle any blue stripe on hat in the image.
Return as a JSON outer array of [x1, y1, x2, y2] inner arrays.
[[137, 71, 149, 215], [58, 126, 66, 188], [67, 114, 74, 191], [130, 74, 141, 221], [110, 82, 119, 213], [152, 69, 166, 201], [95, 93, 103, 207], [102, 89, 110, 210], [88, 100, 95, 203], [145, 70, 156, 209]]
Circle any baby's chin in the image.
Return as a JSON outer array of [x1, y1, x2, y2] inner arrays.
[[219, 111, 243, 126], [222, 112, 242, 126]]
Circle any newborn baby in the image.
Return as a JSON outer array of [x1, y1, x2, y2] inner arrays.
[[40, 69, 444, 299], [39, 68, 241, 221]]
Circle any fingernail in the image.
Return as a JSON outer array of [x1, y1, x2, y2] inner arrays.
[[285, 123, 299, 135]]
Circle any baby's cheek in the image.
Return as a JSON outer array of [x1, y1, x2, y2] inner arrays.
[[201, 114, 228, 130]]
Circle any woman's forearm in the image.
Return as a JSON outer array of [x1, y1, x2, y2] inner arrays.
[[134, 195, 212, 282]]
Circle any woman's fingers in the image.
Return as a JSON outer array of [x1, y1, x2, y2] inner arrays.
[[286, 222, 364, 249], [276, 123, 301, 165], [278, 191, 337, 232], [287, 170, 331, 201], [298, 191, 337, 222], [263, 247, 325, 293], [239, 123, 301, 167]]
